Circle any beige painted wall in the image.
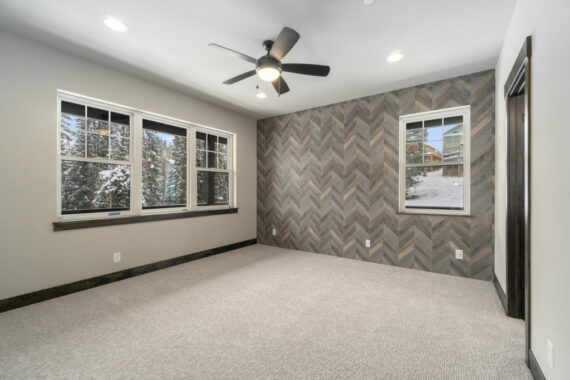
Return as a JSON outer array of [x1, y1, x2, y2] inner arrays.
[[495, 0, 570, 378], [0, 31, 257, 300]]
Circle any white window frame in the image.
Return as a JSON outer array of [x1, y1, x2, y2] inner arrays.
[[56, 90, 235, 221], [191, 126, 234, 211], [398, 105, 471, 216], [139, 113, 190, 215]]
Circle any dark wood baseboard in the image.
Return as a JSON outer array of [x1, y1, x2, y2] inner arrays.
[[529, 349, 546, 380], [493, 272, 508, 314], [0, 238, 257, 313]]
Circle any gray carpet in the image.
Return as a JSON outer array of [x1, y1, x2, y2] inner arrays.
[[0, 244, 531, 379]]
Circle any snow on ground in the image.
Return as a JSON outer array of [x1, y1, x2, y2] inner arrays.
[[406, 168, 463, 209]]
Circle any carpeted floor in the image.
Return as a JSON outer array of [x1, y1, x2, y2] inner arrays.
[[0, 244, 531, 379]]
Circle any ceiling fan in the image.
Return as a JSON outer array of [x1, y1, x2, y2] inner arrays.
[[209, 27, 330, 96]]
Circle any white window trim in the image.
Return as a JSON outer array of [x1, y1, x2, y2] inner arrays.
[[398, 105, 471, 216], [56, 90, 236, 221], [192, 125, 234, 211]]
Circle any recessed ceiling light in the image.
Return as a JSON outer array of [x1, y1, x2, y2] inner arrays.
[[104, 16, 128, 32], [386, 50, 404, 63], [362, 0, 375, 5]]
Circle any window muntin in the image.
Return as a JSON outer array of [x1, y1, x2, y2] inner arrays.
[[196, 132, 228, 170], [195, 131, 231, 206], [57, 92, 234, 220], [142, 119, 187, 209], [399, 106, 470, 215]]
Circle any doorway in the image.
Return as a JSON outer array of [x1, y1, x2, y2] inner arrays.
[[504, 36, 531, 360]]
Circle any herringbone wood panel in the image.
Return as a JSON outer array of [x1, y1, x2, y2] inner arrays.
[[258, 70, 495, 280]]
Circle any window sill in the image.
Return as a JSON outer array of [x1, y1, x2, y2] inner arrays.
[[397, 210, 471, 217], [53, 208, 238, 231]]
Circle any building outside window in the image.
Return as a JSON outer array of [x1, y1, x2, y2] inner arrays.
[[398, 106, 470, 215]]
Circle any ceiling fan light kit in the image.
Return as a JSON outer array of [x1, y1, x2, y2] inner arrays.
[[209, 27, 330, 96], [256, 54, 281, 82]]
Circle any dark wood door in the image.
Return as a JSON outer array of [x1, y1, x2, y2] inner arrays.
[[506, 93, 526, 319]]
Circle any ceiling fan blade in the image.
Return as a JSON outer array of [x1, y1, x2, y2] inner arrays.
[[270, 27, 300, 61], [282, 63, 330, 77], [223, 70, 256, 84], [272, 76, 290, 95], [208, 43, 257, 64]]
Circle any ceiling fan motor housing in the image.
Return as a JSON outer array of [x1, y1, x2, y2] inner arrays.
[[262, 39, 274, 52]]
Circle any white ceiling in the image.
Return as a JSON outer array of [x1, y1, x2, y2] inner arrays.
[[0, 0, 516, 119]]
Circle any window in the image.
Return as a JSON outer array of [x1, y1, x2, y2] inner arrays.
[[195, 131, 230, 206], [57, 92, 234, 220], [142, 119, 187, 209], [399, 106, 470, 215], [59, 101, 132, 215]]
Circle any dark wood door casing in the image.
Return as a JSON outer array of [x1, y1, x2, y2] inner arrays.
[[506, 93, 526, 319]]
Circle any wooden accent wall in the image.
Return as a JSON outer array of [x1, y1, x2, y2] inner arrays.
[[257, 70, 495, 280]]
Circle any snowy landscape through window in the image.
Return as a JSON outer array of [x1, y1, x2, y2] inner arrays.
[[399, 106, 470, 215], [57, 92, 234, 220]]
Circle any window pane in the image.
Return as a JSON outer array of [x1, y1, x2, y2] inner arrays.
[[406, 143, 423, 164], [61, 160, 130, 214], [208, 134, 217, 151], [142, 128, 187, 208], [425, 125, 443, 141], [218, 137, 228, 153], [214, 172, 229, 204], [197, 171, 208, 205], [197, 171, 229, 205], [444, 116, 463, 126], [87, 133, 109, 158], [86, 118, 109, 134], [423, 141, 443, 163], [196, 132, 206, 150], [110, 137, 129, 161], [424, 118, 442, 129], [218, 153, 228, 169], [61, 113, 85, 131], [87, 107, 108, 121], [110, 122, 129, 138], [196, 150, 206, 168], [208, 152, 217, 168], [443, 117, 464, 163], [405, 165, 464, 210], [406, 121, 422, 131], [406, 121, 424, 143], [111, 112, 130, 125], [443, 144, 464, 163], [61, 128, 85, 157], [61, 101, 85, 117]]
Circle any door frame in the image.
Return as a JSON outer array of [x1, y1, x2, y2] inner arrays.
[[503, 35, 532, 363]]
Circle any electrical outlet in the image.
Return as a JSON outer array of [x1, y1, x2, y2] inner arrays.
[[455, 249, 463, 260], [365, 239, 371, 248], [113, 252, 121, 263], [547, 339, 554, 369], [272, 228, 277, 236]]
